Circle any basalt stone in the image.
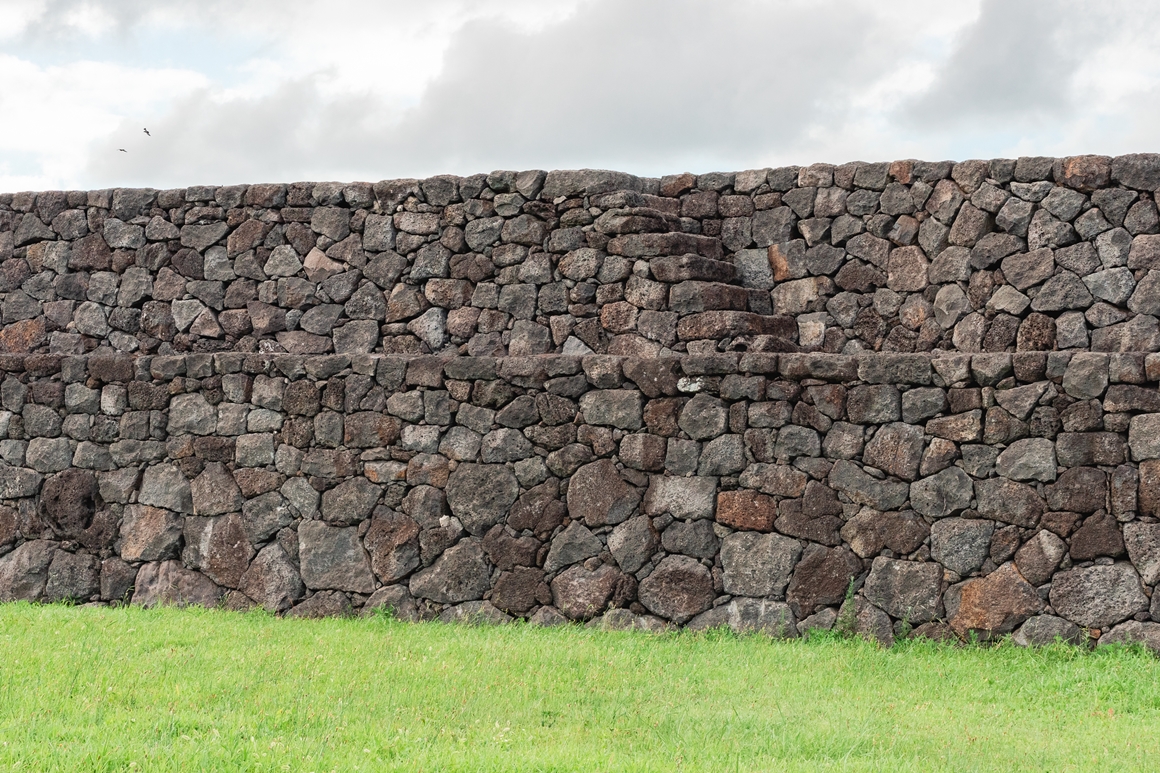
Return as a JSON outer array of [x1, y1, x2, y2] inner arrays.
[[38, 468, 101, 541], [840, 509, 929, 559], [568, 459, 639, 527], [409, 538, 490, 604], [481, 524, 539, 571], [715, 489, 777, 532], [364, 509, 421, 583], [786, 544, 862, 619], [863, 558, 941, 624], [0, 540, 57, 602], [930, 518, 993, 576], [1069, 512, 1125, 560], [975, 478, 1043, 528], [507, 479, 566, 537], [239, 543, 305, 613], [298, 520, 375, 594], [445, 463, 520, 536], [132, 560, 223, 608], [551, 563, 634, 621], [1046, 466, 1107, 513], [661, 519, 719, 559], [43, 550, 100, 603], [828, 460, 909, 511], [910, 467, 973, 519], [1014, 529, 1067, 587], [638, 555, 715, 624], [490, 567, 551, 615], [120, 505, 184, 562], [607, 516, 659, 575], [1050, 563, 1148, 628], [950, 562, 1042, 638], [287, 590, 353, 619], [190, 462, 244, 516], [1013, 615, 1085, 647], [544, 521, 603, 573], [720, 531, 802, 598], [321, 476, 381, 526], [862, 423, 924, 481], [184, 513, 255, 589]]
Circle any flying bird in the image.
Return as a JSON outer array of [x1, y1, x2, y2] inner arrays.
[[143, 128, 150, 136], [118, 148, 127, 152]]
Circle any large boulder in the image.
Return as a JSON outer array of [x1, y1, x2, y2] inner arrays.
[[785, 544, 862, 619], [445, 463, 520, 535], [863, 558, 941, 624], [637, 555, 715, 624], [720, 531, 802, 598], [298, 520, 376, 594], [120, 504, 183, 562], [1049, 563, 1148, 628], [408, 538, 490, 604]]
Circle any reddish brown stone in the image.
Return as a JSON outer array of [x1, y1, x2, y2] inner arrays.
[[1046, 467, 1107, 513], [491, 567, 551, 614], [507, 479, 566, 537], [643, 397, 684, 437], [1054, 155, 1111, 192], [716, 490, 777, 532], [950, 563, 1043, 638], [676, 311, 795, 341], [232, 468, 283, 498], [363, 509, 420, 583], [0, 318, 46, 353], [775, 499, 842, 546], [482, 524, 540, 571], [786, 544, 862, 618]]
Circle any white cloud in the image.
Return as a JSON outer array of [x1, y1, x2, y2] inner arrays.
[[1, 0, 1158, 191]]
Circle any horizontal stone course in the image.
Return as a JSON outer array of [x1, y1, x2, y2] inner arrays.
[[0, 347, 1148, 648]]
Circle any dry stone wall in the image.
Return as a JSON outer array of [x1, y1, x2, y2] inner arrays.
[[3, 155, 1160, 648]]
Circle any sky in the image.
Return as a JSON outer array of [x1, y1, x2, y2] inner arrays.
[[1, 0, 1159, 192]]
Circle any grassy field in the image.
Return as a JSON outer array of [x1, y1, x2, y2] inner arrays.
[[0, 604, 1159, 771]]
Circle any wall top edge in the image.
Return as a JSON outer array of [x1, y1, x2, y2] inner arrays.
[[4, 154, 1160, 199]]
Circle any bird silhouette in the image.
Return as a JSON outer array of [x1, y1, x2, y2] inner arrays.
[[118, 148, 127, 152], [143, 128, 150, 136]]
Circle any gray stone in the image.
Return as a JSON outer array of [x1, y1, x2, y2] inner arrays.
[[1049, 563, 1148, 628], [863, 557, 942, 624], [239, 543, 305, 613], [678, 394, 728, 440], [1001, 248, 1054, 290], [828, 460, 909, 511], [643, 475, 716, 520], [550, 563, 633, 621], [930, 518, 993, 576], [43, 550, 100, 603], [661, 519, 719, 559], [190, 462, 243, 516], [579, 390, 643, 430], [570, 459, 641, 525], [321, 477, 381, 525], [544, 521, 603, 573], [1063, 353, 1108, 400], [1031, 271, 1093, 311], [1124, 522, 1160, 585], [720, 531, 802, 598], [138, 463, 192, 513], [167, 393, 216, 435], [862, 423, 924, 481], [0, 540, 56, 601], [242, 491, 295, 544], [975, 478, 1043, 527], [1084, 267, 1136, 304], [132, 560, 222, 608], [638, 555, 716, 624], [1014, 529, 1067, 586], [438, 601, 512, 626], [1129, 414, 1160, 460], [1013, 615, 1085, 647], [1100, 620, 1160, 654], [25, 437, 72, 473], [297, 520, 375, 593], [996, 438, 1057, 482], [608, 516, 659, 574], [445, 463, 519, 536]]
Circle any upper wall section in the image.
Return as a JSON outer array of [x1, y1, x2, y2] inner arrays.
[[2, 156, 1160, 359]]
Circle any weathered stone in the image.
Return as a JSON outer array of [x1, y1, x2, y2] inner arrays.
[[1013, 615, 1086, 647], [975, 478, 1043, 527], [608, 516, 659, 574], [839, 506, 928, 554], [950, 562, 1043, 638], [715, 489, 776, 532], [1051, 563, 1148, 629], [298, 520, 375, 593], [287, 590, 352, 619], [120, 504, 183, 562], [644, 475, 717, 519], [863, 558, 941, 624], [862, 423, 924, 481], [409, 538, 490, 603], [551, 563, 634, 621], [43, 550, 100, 603], [786, 544, 861, 619], [184, 513, 255, 588], [132, 560, 222, 608], [239, 543, 304, 613], [445, 463, 520, 535], [363, 509, 420, 583], [1069, 512, 1125, 560], [996, 438, 1057, 482], [638, 555, 715, 624], [569, 459, 640, 526], [909, 467, 973, 519], [931, 518, 993, 576], [1014, 529, 1067, 586], [321, 476, 381, 525], [544, 521, 603, 573], [0, 540, 57, 601], [828, 460, 909, 511], [720, 531, 802, 598], [190, 462, 243, 516]]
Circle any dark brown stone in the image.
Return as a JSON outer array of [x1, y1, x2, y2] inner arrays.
[[490, 567, 551, 615], [786, 544, 862, 618], [0, 318, 46, 353], [551, 563, 635, 621], [839, 509, 929, 558], [567, 460, 639, 528], [364, 509, 421, 583], [482, 524, 539, 571], [1069, 512, 1125, 560], [637, 555, 714, 624], [1046, 467, 1107, 513], [775, 498, 842, 546], [507, 479, 566, 537]]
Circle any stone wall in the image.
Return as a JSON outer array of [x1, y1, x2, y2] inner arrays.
[[2, 156, 1160, 362], [3, 155, 1160, 647], [0, 348, 1156, 645]]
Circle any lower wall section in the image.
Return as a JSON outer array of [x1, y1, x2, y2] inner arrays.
[[1, 350, 1160, 646]]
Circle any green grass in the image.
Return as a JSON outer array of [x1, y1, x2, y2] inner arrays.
[[1, 605, 1159, 771]]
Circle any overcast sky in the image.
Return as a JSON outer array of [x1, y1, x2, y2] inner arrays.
[[1, 0, 1158, 192]]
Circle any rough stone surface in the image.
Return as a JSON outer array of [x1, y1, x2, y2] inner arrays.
[[1049, 563, 1148, 628], [863, 558, 941, 624]]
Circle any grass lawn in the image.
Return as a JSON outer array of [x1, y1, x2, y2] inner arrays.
[[0, 604, 1159, 771]]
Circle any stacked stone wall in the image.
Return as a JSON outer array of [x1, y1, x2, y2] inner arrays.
[[3, 155, 1160, 647]]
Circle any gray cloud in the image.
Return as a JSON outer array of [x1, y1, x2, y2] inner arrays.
[[81, 0, 912, 187]]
